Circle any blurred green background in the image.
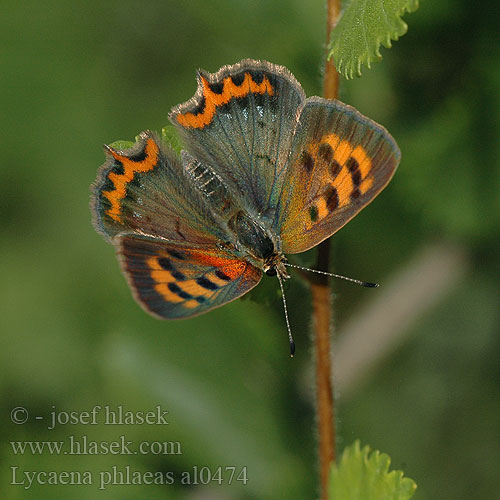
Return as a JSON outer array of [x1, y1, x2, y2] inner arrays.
[[1, 1, 499, 498]]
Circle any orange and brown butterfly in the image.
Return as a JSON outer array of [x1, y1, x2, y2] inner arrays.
[[91, 59, 400, 351]]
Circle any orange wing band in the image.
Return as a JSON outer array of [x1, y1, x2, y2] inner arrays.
[[102, 139, 159, 222], [176, 73, 274, 129]]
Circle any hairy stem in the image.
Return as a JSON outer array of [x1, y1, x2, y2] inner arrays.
[[312, 1, 341, 498], [311, 280, 335, 499], [324, 0, 341, 101]]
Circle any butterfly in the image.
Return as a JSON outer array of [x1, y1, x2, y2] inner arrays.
[[91, 59, 400, 352]]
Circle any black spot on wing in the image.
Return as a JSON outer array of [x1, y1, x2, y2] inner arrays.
[[101, 176, 116, 193], [300, 151, 315, 173], [324, 185, 339, 211], [172, 269, 186, 281], [158, 257, 186, 281], [248, 70, 264, 84], [192, 95, 206, 116], [264, 72, 279, 88], [158, 257, 173, 270], [309, 205, 319, 222], [347, 156, 362, 188], [111, 160, 125, 175], [196, 276, 218, 290], [346, 157, 359, 173], [318, 143, 333, 163], [231, 72, 245, 86], [351, 188, 361, 200], [167, 249, 186, 260], [351, 169, 362, 186], [215, 269, 231, 281], [168, 282, 192, 300], [208, 81, 224, 94], [129, 148, 148, 163], [330, 159, 342, 177]]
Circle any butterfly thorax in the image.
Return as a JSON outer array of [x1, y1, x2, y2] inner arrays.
[[228, 210, 288, 278]]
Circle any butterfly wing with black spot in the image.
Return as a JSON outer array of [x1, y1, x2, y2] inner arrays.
[[91, 131, 228, 245], [275, 97, 401, 254], [115, 233, 262, 319], [169, 59, 305, 217]]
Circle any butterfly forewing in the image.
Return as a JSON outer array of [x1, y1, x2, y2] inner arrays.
[[116, 234, 262, 319], [276, 97, 401, 254], [169, 59, 305, 217]]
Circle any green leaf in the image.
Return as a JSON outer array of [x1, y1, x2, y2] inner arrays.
[[108, 139, 135, 150], [328, 0, 419, 79], [162, 125, 183, 154], [109, 128, 183, 155], [330, 441, 417, 500]]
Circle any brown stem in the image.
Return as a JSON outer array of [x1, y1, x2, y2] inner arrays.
[[312, 1, 341, 499], [311, 278, 335, 500], [324, 0, 341, 101]]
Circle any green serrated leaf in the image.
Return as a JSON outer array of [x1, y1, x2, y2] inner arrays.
[[330, 441, 417, 500], [328, 0, 419, 79], [108, 139, 135, 150], [162, 125, 183, 154]]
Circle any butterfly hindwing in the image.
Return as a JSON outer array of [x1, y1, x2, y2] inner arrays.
[[169, 59, 306, 216], [115, 233, 262, 319], [276, 97, 401, 253], [91, 132, 227, 245]]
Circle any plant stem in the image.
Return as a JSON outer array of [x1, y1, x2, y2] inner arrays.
[[312, 1, 341, 499], [324, 0, 340, 101], [311, 280, 335, 500]]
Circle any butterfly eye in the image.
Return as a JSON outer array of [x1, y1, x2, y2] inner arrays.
[[265, 268, 277, 276]]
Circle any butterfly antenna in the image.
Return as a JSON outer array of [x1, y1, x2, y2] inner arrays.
[[284, 263, 379, 288], [277, 273, 295, 357]]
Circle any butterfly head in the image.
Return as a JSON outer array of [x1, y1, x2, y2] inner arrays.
[[262, 254, 289, 280]]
